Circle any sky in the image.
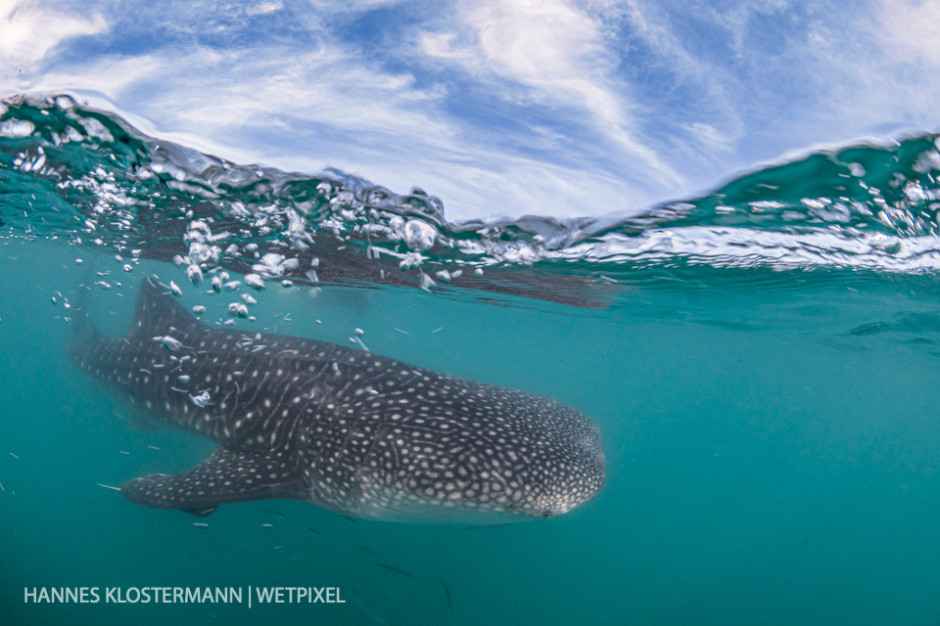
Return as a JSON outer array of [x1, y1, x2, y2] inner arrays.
[[1, 0, 939, 221]]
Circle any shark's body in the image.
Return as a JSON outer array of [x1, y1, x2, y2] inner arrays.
[[69, 278, 605, 521]]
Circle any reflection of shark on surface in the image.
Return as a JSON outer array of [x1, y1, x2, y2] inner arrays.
[[69, 278, 605, 522]]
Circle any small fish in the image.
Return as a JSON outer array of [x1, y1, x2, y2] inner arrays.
[[96, 483, 122, 491], [302, 526, 321, 536], [375, 562, 414, 578], [850, 322, 890, 336], [463, 522, 515, 530], [351, 543, 376, 556], [441, 580, 453, 611]]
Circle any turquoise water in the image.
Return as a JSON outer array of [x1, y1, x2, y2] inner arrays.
[[2, 95, 940, 624]]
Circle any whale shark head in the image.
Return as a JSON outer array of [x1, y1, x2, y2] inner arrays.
[[298, 371, 606, 522], [71, 277, 606, 522]]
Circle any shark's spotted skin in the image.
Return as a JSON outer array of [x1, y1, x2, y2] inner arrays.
[[69, 278, 606, 521]]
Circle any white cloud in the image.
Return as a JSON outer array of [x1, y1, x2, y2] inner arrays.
[[681, 122, 734, 153], [2, 0, 670, 220], [467, 0, 606, 88], [9, 29, 590, 219], [246, 1, 283, 16], [19, 42, 454, 160], [419, 31, 472, 62], [877, 0, 940, 66], [421, 0, 685, 188], [0, 1, 106, 70], [6, 0, 940, 224]]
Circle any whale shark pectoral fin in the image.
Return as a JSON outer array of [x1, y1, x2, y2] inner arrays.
[[120, 446, 302, 513]]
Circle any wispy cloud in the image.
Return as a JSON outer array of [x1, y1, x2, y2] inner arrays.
[[877, 0, 940, 66], [0, 2, 106, 73], [2, 0, 671, 219], [2, 0, 940, 221], [420, 0, 684, 186]]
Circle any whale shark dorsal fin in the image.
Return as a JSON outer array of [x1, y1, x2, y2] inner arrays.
[[120, 447, 305, 513], [128, 277, 200, 339]]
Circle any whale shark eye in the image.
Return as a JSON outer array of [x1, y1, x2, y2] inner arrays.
[[540, 508, 553, 518]]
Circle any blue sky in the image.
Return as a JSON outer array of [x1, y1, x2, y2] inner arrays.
[[2, 0, 939, 221]]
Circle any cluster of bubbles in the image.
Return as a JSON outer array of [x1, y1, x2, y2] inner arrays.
[[1, 94, 577, 308], [3, 93, 940, 292]]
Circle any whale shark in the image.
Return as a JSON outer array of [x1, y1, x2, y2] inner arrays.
[[68, 277, 605, 522]]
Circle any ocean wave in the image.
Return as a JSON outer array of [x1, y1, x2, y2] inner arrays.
[[2, 93, 940, 307]]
